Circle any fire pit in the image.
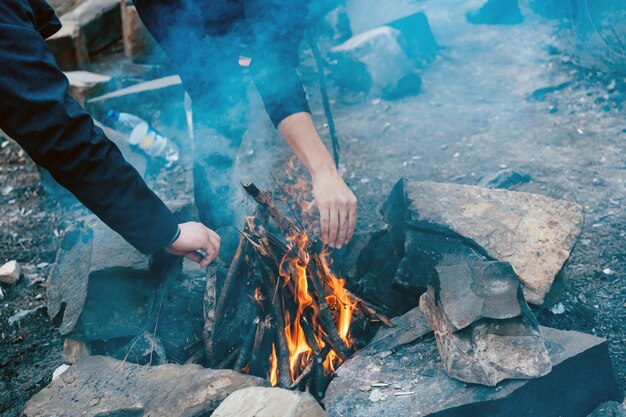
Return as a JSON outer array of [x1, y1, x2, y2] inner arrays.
[[211, 183, 393, 397]]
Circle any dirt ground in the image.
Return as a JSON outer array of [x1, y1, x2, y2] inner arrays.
[[1, 0, 624, 415]]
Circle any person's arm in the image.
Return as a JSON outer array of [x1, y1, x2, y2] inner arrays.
[[245, 0, 357, 247], [0, 11, 218, 265], [278, 113, 357, 248]]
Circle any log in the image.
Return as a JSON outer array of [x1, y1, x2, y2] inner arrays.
[[233, 317, 260, 372], [258, 255, 292, 388], [308, 259, 351, 361], [345, 290, 396, 328]]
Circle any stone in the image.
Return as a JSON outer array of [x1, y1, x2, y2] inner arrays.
[[587, 401, 626, 417], [431, 262, 523, 332], [112, 332, 167, 365], [46, 0, 122, 70], [0, 260, 20, 285], [212, 387, 326, 417], [0, 286, 3, 301], [381, 179, 584, 305], [8, 305, 46, 327], [22, 355, 266, 417], [478, 169, 532, 189], [391, 229, 486, 299], [420, 280, 552, 386], [64, 70, 112, 105], [325, 307, 621, 417], [346, 0, 421, 34], [121, 0, 166, 64], [86, 75, 186, 129], [48, 200, 206, 363], [329, 26, 422, 99], [346, 230, 417, 315]]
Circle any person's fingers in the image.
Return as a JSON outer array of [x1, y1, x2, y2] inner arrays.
[[319, 204, 331, 244], [337, 203, 350, 248], [184, 251, 204, 264], [328, 207, 339, 248], [347, 197, 357, 243]]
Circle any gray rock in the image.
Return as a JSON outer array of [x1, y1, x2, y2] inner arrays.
[[0, 260, 20, 285], [325, 308, 621, 417], [8, 305, 46, 327], [587, 401, 626, 417], [112, 332, 167, 365], [0, 286, 4, 301], [329, 26, 421, 99], [420, 282, 552, 386], [46, 0, 122, 70], [22, 355, 267, 417], [478, 169, 532, 189], [392, 229, 486, 299], [382, 179, 584, 305], [432, 262, 523, 332], [212, 387, 326, 417], [48, 200, 202, 353]]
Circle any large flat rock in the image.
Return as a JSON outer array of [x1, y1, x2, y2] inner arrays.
[[325, 307, 621, 417], [22, 356, 266, 417], [212, 387, 326, 417], [382, 179, 584, 305]]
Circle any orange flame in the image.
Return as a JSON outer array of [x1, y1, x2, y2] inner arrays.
[[269, 344, 278, 387]]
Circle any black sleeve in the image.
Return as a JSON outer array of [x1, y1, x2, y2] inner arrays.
[[0, 23, 180, 254], [244, 0, 312, 127]]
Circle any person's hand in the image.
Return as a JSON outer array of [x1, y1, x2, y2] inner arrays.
[[312, 170, 357, 249], [165, 222, 221, 267]]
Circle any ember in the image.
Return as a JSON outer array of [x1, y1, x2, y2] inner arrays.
[[213, 182, 393, 397]]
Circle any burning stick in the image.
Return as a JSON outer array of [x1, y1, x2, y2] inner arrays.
[[345, 290, 395, 328], [257, 255, 292, 388], [307, 260, 351, 361], [289, 360, 313, 389]]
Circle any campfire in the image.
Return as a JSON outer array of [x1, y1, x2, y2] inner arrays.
[[212, 182, 393, 398]]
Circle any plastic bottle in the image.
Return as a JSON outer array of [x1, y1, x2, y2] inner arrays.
[[103, 110, 179, 163]]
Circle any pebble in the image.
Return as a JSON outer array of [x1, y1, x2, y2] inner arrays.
[[1, 185, 13, 196], [52, 364, 71, 381], [0, 286, 4, 301], [0, 260, 21, 285], [8, 305, 46, 326], [603, 268, 615, 276], [369, 389, 388, 403], [549, 302, 565, 315]]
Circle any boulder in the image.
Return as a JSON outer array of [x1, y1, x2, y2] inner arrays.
[[0, 260, 21, 285], [22, 355, 267, 417], [587, 401, 626, 417], [325, 307, 621, 417], [48, 200, 204, 363], [382, 179, 584, 305], [329, 26, 422, 99], [478, 169, 532, 189], [419, 265, 552, 386], [212, 387, 327, 417], [46, 0, 122, 70], [427, 262, 524, 332]]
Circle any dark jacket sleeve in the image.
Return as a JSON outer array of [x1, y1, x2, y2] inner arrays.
[[244, 0, 311, 127], [0, 9, 179, 253]]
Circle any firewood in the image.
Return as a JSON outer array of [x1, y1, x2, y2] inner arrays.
[[307, 259, 351, 361], [257, 255, 292, 388], [345, 290, 396, 328], [233, 317, 260, 372], [289, 360, 313, 389], [242, 183, 302, 239]]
